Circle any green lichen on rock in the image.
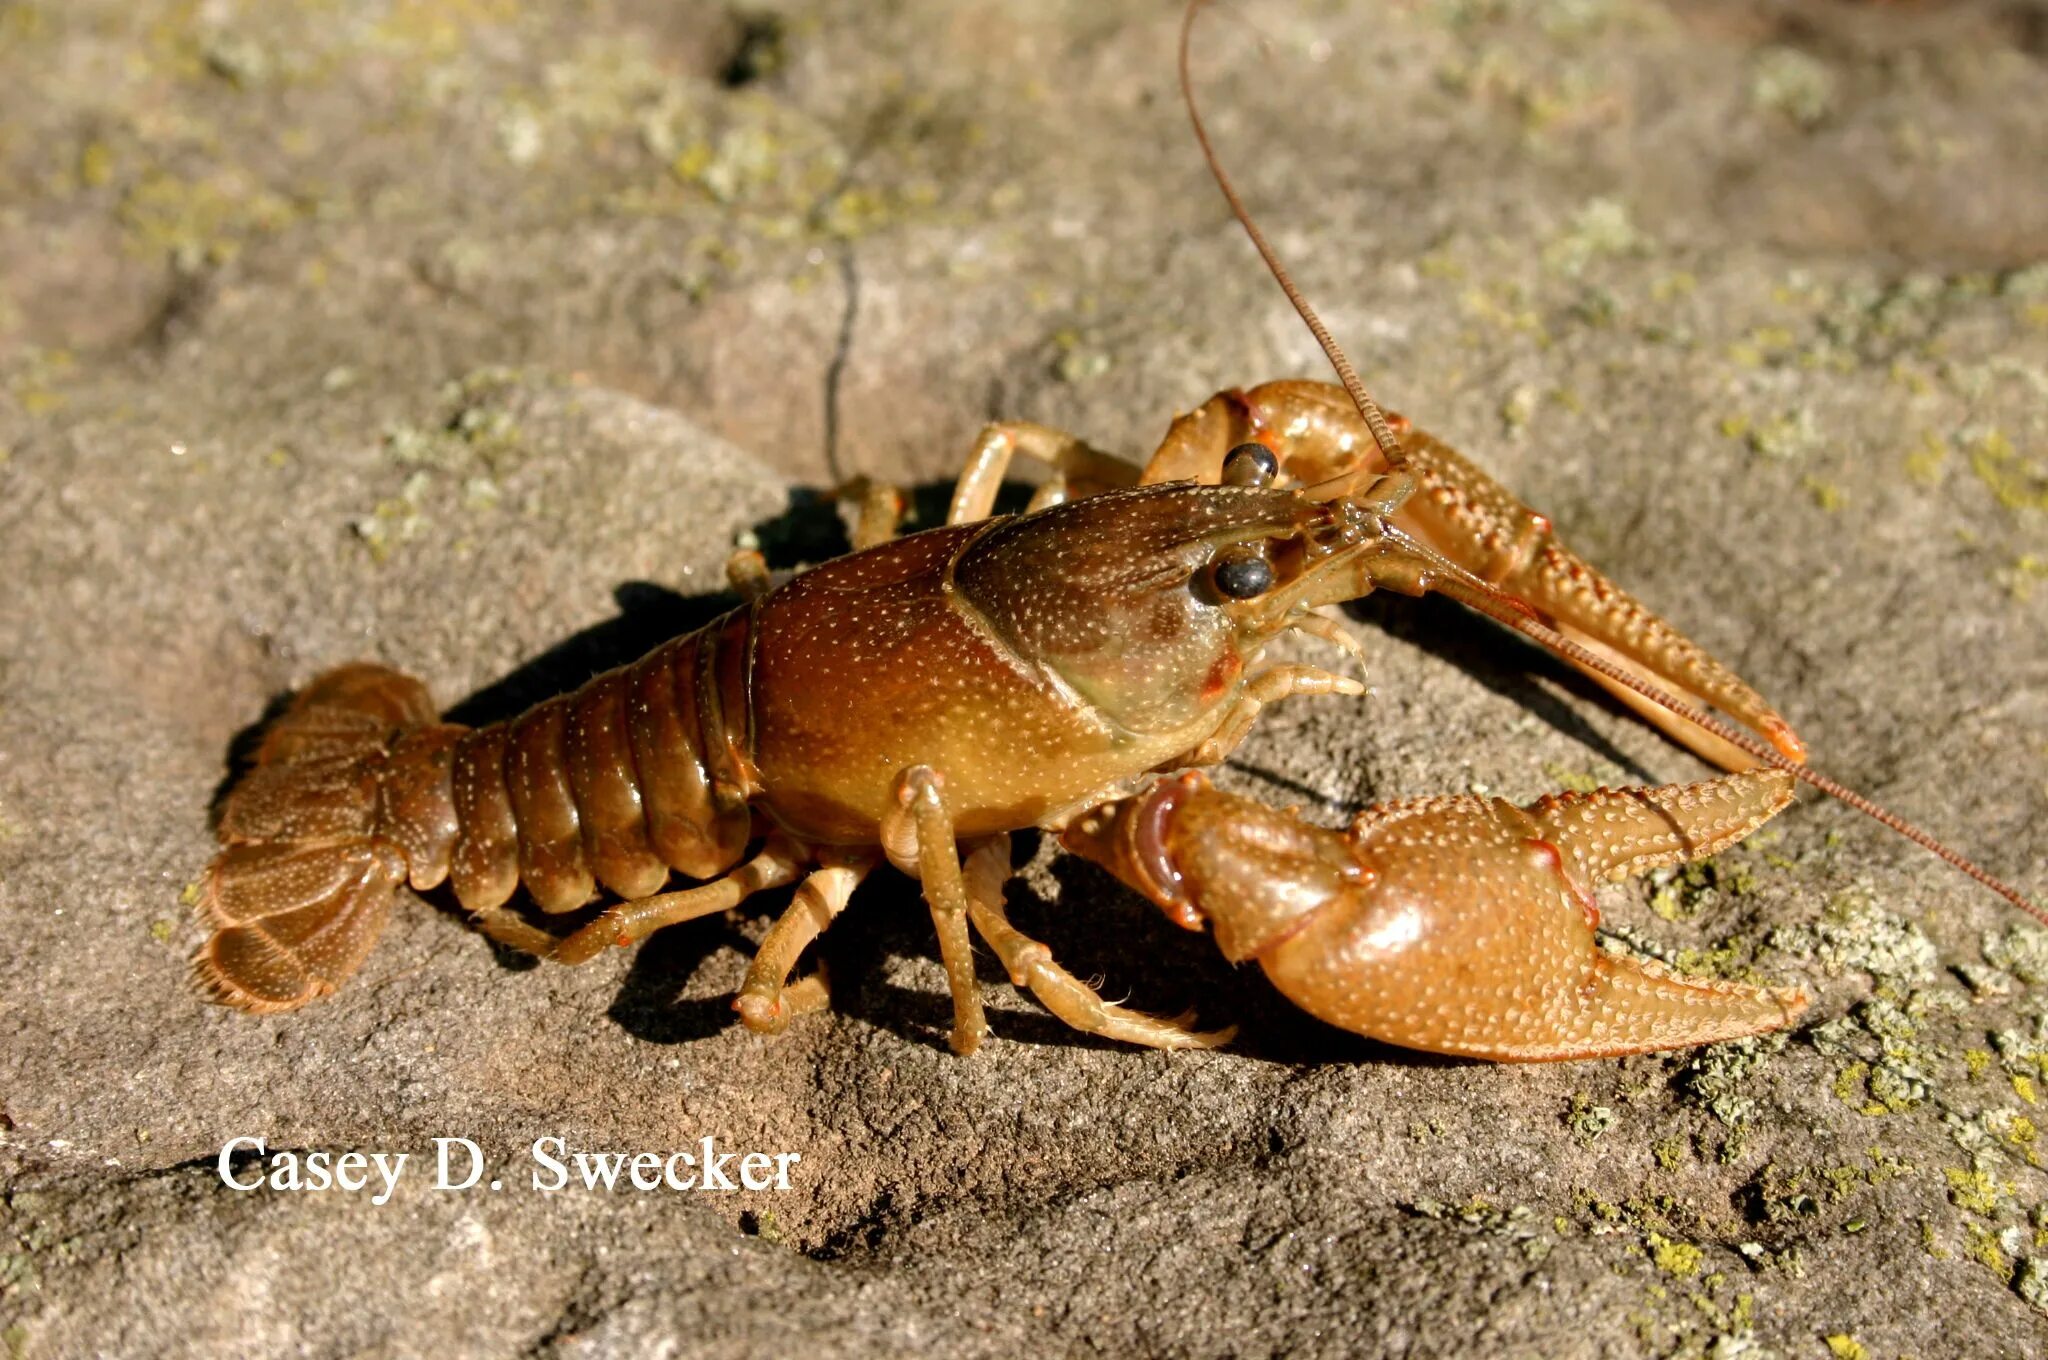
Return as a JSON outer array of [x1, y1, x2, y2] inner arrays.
[[2001, 554, 2048, 604], [1722, 408, 1821, 461], [1406, 1196, 1553, 1263], [350, 469, 435, 563], [1677, 1033, 1789, 1129], [1989, 1019, 2048, 1083], [1541, 197, 1647, 278], [1816, 987, 1956, 1118], [1750, 47, 1836, 128], [1904, 429, 1951, 487], [1944, 1167, 2010, 1218], [1739, 1148, 1908, 1248], [1964, 1221, 2018, 1282], [2016, 1255, 2048, 1316], [1994, 1112, 2040, 1168], [1800, 476, 1844, 512], [1646, 857, 1757, 924], [1668, 933, 1765, 984], [352, 369, 537, 560], [1832, 1060, 1881, 1116], [1983, 925, 2048, 986], [1652, 1136, 1689, 1173], [1864, 1062, 1927, 1114], [1766, 892, 1938, 985], [1539, 759, 1603, 795], [1967, 428, 2048, 513], [117, 168, 302, 270], [1566, 1091, 1617, 1146], [1646, 1231, 1704, 1278]]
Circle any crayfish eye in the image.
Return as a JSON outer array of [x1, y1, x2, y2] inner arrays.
[[1221, 442, 1279, 487], [1209, 549, 1275, 600]]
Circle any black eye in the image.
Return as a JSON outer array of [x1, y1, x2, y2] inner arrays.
[[1222, 442, 1279, 487], [1210, 552, 1274, 599]]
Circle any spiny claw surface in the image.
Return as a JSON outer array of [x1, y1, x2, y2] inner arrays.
[[1064, 767, 1807, 1061], [1141, 380, 1807, 770]]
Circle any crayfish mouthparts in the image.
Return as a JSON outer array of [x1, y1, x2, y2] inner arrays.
[[1063, 767, 1813, 1062]]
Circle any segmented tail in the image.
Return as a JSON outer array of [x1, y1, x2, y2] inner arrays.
[[194, 664, 459, 1013]]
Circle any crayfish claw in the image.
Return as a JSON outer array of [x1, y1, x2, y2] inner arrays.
[[1265, 767, 1807, 1060], [1067, 768, 1809, 1061]]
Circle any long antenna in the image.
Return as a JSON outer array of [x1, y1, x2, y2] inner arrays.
[[1178, 0, 2041, 924], [1431, 568, 2045, 924], [1178, 1, 1408, 473]]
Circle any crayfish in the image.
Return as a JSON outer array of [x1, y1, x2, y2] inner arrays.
[[191, 4, 2039, 1062]]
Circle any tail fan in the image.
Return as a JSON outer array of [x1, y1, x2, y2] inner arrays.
[[194, 664, 437, 1013]]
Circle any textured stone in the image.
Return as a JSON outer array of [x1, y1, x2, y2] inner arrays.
[[2, 2, 2045, 1356]]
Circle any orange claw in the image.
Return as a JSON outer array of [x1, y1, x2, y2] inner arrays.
[[1390, 425, 1809, 770], [1063, 767, 1808, 1061], [1141, 381, 1808, 771]]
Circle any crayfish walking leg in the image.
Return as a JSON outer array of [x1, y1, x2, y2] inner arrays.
[[733, 850, 876, 1035], [961, 834, 1235, 1050]]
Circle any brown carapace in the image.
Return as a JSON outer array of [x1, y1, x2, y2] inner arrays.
[[192, 4, 2039, 1060]]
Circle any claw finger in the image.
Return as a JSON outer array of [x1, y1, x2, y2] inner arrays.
[[1525, 768, 1796, 887], [1391, 432, 1806, 768], [1550, 951, 1809, 1062]]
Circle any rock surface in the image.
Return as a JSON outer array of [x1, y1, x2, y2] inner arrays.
[[2, 2, 2045, 1356]]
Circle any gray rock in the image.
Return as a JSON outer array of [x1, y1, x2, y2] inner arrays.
[[3, 2, 2044, 1356]]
